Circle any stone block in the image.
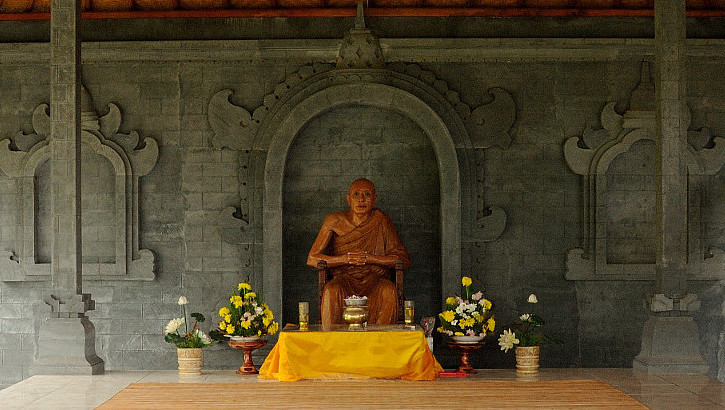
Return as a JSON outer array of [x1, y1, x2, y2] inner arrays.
[[1, 349, 33, 367], [113, 286, 163, 304], [202, 162, 236, 177], [183, 193, 203, 212], [142, 303, 179, 320], [121, 319, 166, 335], [0, 365, 22, 383], [0, 319, 33, 334], [96, 350, 120, 371], [19, 333, 34, 351], [0, 333, 22, 349], [180, 131, 205, 147], [186, 257, 203, 271], [0, 303, 34, 319], [221, 241, 240, 259], [87, 318, 114, 335], [183, 150, 221, 164], [202, 257, 238, 272], [115, 351, 145, 371], [201, 193, 225, 211], [109, 334, 143, 351]]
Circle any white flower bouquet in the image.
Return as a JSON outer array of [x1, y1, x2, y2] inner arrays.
[[498, 293, 560, 353], [164, 296, 213, 348]]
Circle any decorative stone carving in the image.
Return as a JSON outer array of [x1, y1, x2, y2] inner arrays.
[[0, 87, 158, 282], [208, 63, 334, 152], [564, 62, 725, 281], [218, 206, 250, 245], [336, 2, 385, 70], [209, 62, 514, 243], [207, 14, 517, 318], [218, 148, 255, 245], [473, 148, 506, 241], [387, 63, 516, 150]]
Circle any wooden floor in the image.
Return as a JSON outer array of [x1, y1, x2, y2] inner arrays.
[[98, 379, 646, 409]]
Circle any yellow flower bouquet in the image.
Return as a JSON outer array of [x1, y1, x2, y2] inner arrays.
[[436, 276, 495, 339], [214, 282, 279, 339]]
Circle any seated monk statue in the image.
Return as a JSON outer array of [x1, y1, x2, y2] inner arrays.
[[307, 178, 411, 325]]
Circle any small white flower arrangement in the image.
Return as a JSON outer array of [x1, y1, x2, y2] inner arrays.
[[344, 295, 368, 306], [344, 295, 367, 300], [498, 293, 559, 353], [164, 296, 213, 349]]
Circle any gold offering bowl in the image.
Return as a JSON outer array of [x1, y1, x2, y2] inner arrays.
[[342, 305, 369, 330]]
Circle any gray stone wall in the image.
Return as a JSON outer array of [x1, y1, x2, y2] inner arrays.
[[1, 51, 725, 385], [0, 64, 47, 387]]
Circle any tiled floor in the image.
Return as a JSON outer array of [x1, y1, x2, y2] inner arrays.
[[0, 368, 723, 409]]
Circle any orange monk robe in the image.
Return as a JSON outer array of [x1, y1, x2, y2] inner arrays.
[[309, 209, 410, 325]]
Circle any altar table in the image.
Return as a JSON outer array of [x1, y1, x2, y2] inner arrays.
[[258, 324, 442, 381]]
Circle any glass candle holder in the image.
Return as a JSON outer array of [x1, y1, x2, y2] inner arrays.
[[298, 302, 309, 331], [404, 300, 415, 326]]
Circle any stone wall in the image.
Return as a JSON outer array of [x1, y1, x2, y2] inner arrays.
[[1, 41, 725, 386]]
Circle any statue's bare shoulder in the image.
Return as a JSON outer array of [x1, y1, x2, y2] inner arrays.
[[322, 211, 354, 235]]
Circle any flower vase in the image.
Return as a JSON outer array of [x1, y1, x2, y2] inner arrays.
[[450, 335, 484, 344], [515, 346, 540, 374], [227, 335, 261, 342], [177, 347, 203, 375], [228, 339, 268, 374]]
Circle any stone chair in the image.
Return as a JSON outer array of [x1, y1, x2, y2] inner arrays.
[[316, 259, 405, 323]]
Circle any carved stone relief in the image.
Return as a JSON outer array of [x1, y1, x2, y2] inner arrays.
[[336, 2, 385, 70], [207, 7, 516, 319], [564, 62, 725, 281], [0, 87, 158, 282], [209, 63, 515, 245]]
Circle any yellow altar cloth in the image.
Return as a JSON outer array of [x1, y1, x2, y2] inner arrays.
[[259, 325, 442, 381]]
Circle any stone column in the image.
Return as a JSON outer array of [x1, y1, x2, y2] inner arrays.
[[30, 0, 103, 375], [633, 0, 707, 374]]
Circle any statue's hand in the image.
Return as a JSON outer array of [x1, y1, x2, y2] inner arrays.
[[346, 251, 369, 266]]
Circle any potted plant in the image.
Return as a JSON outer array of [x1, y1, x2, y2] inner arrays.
[[498, 293, 560, 374], [164, 296, 213, 375], [436, 276, 495, 343]]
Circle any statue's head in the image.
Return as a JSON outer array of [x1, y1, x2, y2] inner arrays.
[[346, 178, 378, 216]]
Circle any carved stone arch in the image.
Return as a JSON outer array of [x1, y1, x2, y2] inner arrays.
[[260, 81, 463, 320], [594, 128, 651, 175], [210, 64, 516, 322]]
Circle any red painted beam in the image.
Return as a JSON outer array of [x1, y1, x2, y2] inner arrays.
[[0, 7, 723, 21]]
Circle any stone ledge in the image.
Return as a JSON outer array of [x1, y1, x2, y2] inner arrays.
[[2, 38, 725, 64]]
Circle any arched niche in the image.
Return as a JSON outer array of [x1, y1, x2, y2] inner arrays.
[[281, 103, 441, 323], [210, 64, 513, 324], [262, 82, 461, 322], [25, 130, 128, 270], [35, 139, 120, 265]]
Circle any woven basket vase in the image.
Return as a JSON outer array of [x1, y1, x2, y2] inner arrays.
[[177, 347, 203, 375]]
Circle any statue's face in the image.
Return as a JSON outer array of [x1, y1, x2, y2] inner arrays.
[[346, 181, 377, 216]]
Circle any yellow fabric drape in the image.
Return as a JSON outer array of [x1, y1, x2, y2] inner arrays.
[[259, 330, 442, 381]]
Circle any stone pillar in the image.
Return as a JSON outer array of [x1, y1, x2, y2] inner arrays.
[[30, 0, 103, 375], [633, 0, 707, 374]]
